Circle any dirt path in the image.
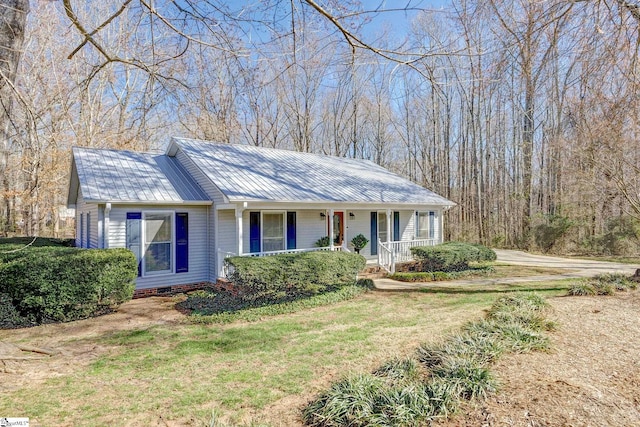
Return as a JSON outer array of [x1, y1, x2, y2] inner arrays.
[[441, 291, 640, 427], [0, 296, 186, 392]]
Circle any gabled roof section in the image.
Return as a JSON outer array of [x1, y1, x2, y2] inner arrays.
[[67, 147, 210, 206], [169, 138, 455, 206]]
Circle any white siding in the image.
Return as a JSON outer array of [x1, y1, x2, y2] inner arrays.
[[108, 205, 210, 290], [400, 211, 415, 241], [294, 210, 326, 249], [218, 209, 237, 254], [175, 149, 227, 205], [74, 190, 99, 248], [345, 210, 373, 257]]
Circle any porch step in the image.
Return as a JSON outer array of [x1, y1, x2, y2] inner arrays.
[[358, 265, 388, 279]]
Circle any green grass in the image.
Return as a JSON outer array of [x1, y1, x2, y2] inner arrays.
[[303, 292, 555, 426], [0, 281, 569, 426]]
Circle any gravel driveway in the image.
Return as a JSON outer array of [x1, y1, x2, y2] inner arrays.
[[374, 249, 639, 290]]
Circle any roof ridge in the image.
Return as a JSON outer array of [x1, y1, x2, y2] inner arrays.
[[172, 137, 379, 166], [72, 146, 162, 156]]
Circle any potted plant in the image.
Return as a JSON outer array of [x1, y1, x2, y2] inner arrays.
[[351, 234, 369, 254], [314, 236, 331, 247]]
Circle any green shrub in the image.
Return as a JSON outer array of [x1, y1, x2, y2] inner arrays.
[[390, 266, 494, 283], [0, 247, 137, 324], [0, 236, 75, 250], [533, 214, 573, 253], [226, 251, 366, 304], [389, 272, 435, 282], [0, 293, 30, 329], [410, 242, 496, 272]]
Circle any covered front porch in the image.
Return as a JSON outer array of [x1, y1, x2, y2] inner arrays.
[[215, 204, 444, 278]]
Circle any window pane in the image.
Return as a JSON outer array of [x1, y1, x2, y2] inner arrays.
[[417, 212, 429, 239], [144, 213, 172, 273], [378, 212, 388, 242], [145, 242, 171, 272], [146, 214, 172, 243], [263, 213, 284, 251]]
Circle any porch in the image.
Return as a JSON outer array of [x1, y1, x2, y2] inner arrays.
[[377, 238, 437, 273], [218, 238, 436, 277], [215, 205, 443, 279]]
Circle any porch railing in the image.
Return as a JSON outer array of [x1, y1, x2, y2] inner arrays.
[[378, 238, 437, 274]]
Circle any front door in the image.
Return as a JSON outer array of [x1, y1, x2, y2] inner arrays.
[[329, 211, 344, 246]]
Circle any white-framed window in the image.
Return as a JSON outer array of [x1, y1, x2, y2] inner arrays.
[[262, 211, 285, 252], [416, 211, 436, 239], [378, 211, 388, 243], [143, 212, 173, 275]]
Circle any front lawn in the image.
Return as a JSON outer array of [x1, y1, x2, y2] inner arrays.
[[0, 282, 570, 426]]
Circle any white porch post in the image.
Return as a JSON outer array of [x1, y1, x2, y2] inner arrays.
[[329, 208, 334, 250], [236, 206, 244, 255], [386, 208, 392, 243]]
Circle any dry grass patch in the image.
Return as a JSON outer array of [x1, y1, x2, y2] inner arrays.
[[438, 291, 640, 427]]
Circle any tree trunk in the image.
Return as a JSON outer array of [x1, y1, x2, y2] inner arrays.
[[0, 0, 29, 235]]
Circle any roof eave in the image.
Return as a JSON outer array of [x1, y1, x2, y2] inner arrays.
[[82, 198, 212, 206], [226, 198, 457, 207]]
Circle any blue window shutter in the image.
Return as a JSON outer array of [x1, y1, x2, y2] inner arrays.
[[86, 213, 91, 248], [126, 212, 142, 277], [393, 211, 400, 241], [176, 212, 189, 273], [287, 212, 296, 250], [249, 212, 261, 253], [429, 211, 435, 239], [370, 212, 378, 255]]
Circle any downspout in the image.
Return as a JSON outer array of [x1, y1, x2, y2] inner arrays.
[[104, 202, 111, 248]]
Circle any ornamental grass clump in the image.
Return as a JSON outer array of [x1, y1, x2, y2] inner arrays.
[[304, 292, 554, 426], [567, 273, 636, 297], [567, 280, 596, 296], [302, 373, 439, 427]]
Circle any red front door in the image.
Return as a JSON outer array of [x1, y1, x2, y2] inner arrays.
[[328, 211, 344, 245]]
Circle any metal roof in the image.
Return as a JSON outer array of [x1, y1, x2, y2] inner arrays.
[[170, 138, 455, 206], [68, 147, 210, 205]]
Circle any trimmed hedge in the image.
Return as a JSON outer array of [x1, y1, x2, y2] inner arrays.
[[389, 265, 495, 283], [410, 241, 496, 272], [226, 251, 366, 303], [0, 247, 137, 324]]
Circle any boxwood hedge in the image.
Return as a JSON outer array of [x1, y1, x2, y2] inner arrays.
[[410, 241, 497, 272], [225, 250, 366, 304], [0, 244, 137, 325]]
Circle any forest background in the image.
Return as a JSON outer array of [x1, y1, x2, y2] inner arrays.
[[2, 0, 640, 255]]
